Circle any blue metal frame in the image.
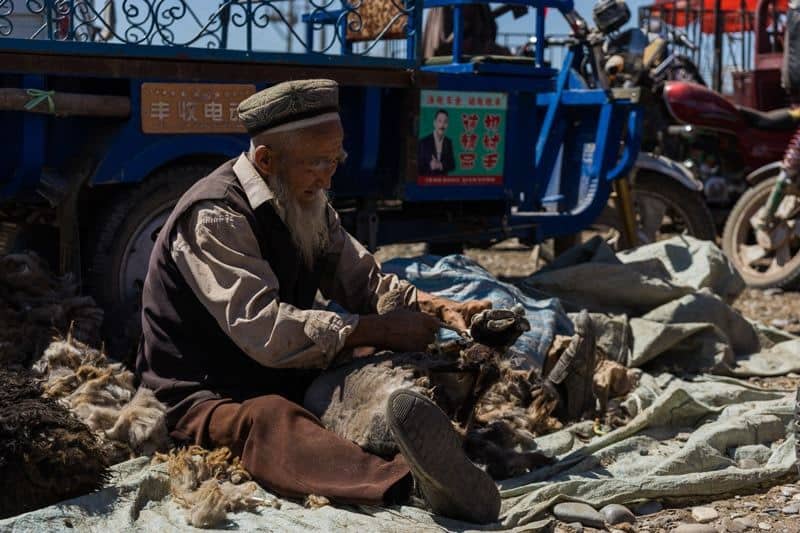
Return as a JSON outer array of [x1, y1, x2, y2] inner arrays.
[[0, 0, 643, 247], [421, 0, 573, 68], [0, 0, 417, 67]]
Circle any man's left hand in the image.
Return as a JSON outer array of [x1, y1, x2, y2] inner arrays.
[[417, 292, 492, 332]]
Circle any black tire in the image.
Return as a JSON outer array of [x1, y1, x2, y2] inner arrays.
[[85, 163, 215, 363], [722, 177, 800, 289], [556, 171, 716, 255]]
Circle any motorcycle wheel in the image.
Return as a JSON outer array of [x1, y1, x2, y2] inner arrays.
[[557, 171, 716, 253], [722, 176, 800, 289]]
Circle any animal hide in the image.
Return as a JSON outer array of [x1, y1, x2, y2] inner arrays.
[[0, 367, 109, 519], [305, 303, 637, 479], [305, 351, 466, 456], [304, 495, 331, 509], [35, 335, 170, 463], [0, 251, 168, 518], [153, 446, 277, 528], [304, 345, 557, 479], [0, 252, 103, 367]]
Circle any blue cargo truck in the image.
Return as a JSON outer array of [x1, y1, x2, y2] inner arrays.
[[0, 0, 640, 352]]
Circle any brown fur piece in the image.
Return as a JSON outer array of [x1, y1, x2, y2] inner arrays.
[[35, 335, 170, 463], [0, 252, 103, 367], [303, 352, 437, 456], [304, 494, 331, 508], [188, 481, 229, 528], [105, 388, 171, 457], [592, 359, 637, 413], [153, 446, 269, 528], [0, 367, 109, 519], [304, 343, 561, 480]]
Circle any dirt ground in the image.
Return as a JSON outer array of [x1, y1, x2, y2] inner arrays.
[[376, 240, 800, 533]]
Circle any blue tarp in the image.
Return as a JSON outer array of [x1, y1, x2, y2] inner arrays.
[[382, 254, 572, 368]]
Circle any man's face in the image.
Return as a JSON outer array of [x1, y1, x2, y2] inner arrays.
[[433, 112, 448, 136], [279, 119, 346, 207]]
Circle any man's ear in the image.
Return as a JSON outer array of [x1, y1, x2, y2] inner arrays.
[[252, 144, 275, 177]]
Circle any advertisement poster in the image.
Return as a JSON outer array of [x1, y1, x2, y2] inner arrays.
[[417, 90, 507, 186]]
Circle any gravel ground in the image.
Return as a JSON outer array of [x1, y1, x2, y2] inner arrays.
[[375, 240, 800, 532]]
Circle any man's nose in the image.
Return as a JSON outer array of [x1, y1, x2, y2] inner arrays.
[[316, 170, 333, 190]]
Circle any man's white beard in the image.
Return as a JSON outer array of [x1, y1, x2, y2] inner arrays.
[[267, 175, 330, 269]]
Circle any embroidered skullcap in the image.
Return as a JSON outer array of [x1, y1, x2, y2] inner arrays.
[[238, 79, 340, 136]]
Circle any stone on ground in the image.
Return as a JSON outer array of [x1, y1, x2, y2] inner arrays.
[[600, 504, 636, 525], [673, 524, 719, 533], [552, 502, 605, 528], [691, 506, 720, 523]]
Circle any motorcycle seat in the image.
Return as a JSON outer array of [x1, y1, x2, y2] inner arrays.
[[735, 105, 800, 131]]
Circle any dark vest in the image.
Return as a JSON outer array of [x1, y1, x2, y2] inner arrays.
[[136, 159, 323, 428]]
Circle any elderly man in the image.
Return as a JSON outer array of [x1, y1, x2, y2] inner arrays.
[[136, 79, 500, 524]]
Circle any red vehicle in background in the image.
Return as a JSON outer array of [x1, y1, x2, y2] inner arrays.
[[640, 0, 800, 221], [660, 79, 799, 211]]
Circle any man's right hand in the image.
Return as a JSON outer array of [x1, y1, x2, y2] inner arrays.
[[345, 310, 441, 353]]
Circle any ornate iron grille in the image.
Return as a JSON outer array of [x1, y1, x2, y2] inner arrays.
[[0, 0, 415, 59]]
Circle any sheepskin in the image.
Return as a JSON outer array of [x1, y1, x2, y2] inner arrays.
[[153, 446, 277, 528], [304, 300, 638, 479], [304, 495, 331, 508], [0, 367, 109, 518], [0, 252, 103, 367], [304, 344, 559, 479], [35, 335, 170, 463]]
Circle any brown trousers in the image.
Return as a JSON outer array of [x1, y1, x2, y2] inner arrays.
[[171, 395, 411, 505]]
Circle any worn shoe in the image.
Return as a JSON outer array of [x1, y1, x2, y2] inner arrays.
[[386, 389, 501, 524]]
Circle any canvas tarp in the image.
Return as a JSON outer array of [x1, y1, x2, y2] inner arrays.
[[2, 237, 797, 532]]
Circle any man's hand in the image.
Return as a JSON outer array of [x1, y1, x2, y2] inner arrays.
[[417, 292, 492, 332], [345, 310, 442, 353]]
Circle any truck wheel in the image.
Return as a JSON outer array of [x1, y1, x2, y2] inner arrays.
[[722, 176, 800, 289], [555, 171, 716, 254], [86, 163, 214, 363]]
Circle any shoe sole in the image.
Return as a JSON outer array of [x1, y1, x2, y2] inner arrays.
[[387, 389, 500, 524]]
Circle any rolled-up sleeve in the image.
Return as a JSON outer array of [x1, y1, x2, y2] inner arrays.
[[320, 206, 417, 314], [170, 201, 358, 369]]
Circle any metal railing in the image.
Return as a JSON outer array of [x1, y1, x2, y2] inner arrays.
[[0, 0, 415, 61], [638, 5, 757, 94], [496, 30, 570, 66]]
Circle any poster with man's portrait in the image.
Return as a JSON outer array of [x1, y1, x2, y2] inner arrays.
[[417, 90, 508, 186]]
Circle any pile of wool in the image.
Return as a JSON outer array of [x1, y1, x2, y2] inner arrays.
[[0, 252, 103, 367], [153, 446, 276, 528], [0, 367, 109, 519], [304, 342, 557, 480], [305, 304, 637, 480], [33, 334, 170, 463]]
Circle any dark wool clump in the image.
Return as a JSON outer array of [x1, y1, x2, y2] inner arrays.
[[0, 367, 110, 519]]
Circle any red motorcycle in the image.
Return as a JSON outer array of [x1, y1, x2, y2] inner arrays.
[[660, 81, 800, 214]]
